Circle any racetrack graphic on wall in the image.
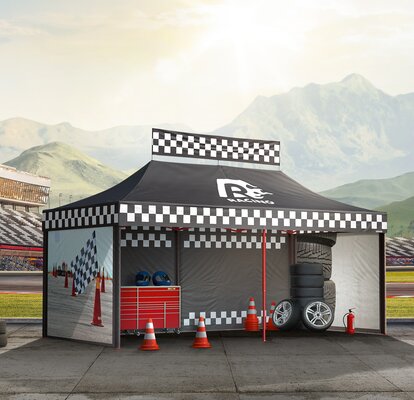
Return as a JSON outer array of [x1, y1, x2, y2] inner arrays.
[[47, 226, 113, 344]]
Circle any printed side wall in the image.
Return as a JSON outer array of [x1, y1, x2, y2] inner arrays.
[[47, 226, 113, 344]]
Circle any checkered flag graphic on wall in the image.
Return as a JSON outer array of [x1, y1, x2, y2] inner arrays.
[[70, 231, 99, 295]]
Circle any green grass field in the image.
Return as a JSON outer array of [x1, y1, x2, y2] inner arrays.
[[386, 271, 414, 283], [386, 271, 414, 318], [387, 297, 414, 318], [0, 294, 42, 318]]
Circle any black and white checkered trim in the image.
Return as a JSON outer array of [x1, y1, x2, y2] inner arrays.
[[119, 203, 387, 233], [152, 129, 280, 166], [183, 310, 266, 327], [121, 226, 172, 248], [43, 204, 118, 230], [184, 228, 286, 249]]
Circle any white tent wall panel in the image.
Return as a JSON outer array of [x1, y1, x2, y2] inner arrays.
[[331, 233, 380, 331]]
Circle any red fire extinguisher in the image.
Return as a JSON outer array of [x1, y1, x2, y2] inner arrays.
[[343, 308, 355, 334]]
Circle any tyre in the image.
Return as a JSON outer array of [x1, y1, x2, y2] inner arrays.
[[296, 233, 337, 247], [292, 297, 324, 308], [296, 242, 332, 280], [0, 320, 6, 335], [290, 263, 323, 276], [291, 287, 324, 298], [291, 275, 324, 288], [272, 299, 301, 331], [324, 280, 336, 310], [301, 300, 334, 332], [0, 333, 7, 347]]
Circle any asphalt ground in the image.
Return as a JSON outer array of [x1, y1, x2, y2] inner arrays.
[[387, 283, 414, 297], [0, 275, 42, 294], [1, 275, 413, 297], [0, 322, 413, 399]]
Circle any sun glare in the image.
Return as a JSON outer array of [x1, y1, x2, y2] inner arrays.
[[196, 1, 306, 95]]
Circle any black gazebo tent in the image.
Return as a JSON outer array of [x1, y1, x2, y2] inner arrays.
[[43, 129, 387, 347]]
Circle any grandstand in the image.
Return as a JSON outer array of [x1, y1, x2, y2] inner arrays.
[[0, 164, 50, 271], [386, 237, 414, 266]]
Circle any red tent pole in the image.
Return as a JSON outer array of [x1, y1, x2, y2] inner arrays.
[[262, 228, 267, 342]]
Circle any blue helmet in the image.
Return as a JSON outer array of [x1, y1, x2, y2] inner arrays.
[[136, 271, 151, 286], [152, 271, 172, 286]]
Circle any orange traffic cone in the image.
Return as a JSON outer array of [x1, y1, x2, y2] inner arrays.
[[244, 297, 259, 331], [192, 316, 211, 349], [140, 319, 160, 351], [101, 268, 106, 293], [91, 274, 103, 327], [64, 270, 69, 288], [266, 301, 279, 331], [71, 275, 77, 296]]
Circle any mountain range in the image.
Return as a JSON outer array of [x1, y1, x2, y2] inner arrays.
[[1, 74, 414, 192], [0, 118, 190, 175], [215, 73, 414, 190]]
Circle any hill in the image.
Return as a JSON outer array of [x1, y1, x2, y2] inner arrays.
[[4, 142, 128, 208], [319, 172, 414, 209], [377, 196, 414, 238]]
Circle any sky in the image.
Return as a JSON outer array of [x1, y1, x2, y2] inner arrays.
[[0, 0, 413, 132]]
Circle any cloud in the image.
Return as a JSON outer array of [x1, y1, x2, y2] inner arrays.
[[0, 19, 43, 38]]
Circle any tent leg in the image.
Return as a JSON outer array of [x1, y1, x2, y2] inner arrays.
[[113, 226, 121, 349], [262, 228, 267, 342]]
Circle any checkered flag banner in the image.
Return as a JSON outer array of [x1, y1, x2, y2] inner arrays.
[[70, 230, 99, 295], [152, 129, 280, 166]]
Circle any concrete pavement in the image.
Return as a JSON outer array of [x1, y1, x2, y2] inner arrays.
[[0, 323, 413, 399]]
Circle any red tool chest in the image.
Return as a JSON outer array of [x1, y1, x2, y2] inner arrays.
[[120, 286, 181, 331]]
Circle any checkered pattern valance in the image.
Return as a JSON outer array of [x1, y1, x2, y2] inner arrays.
[[119, 203, 387, 233], [43, 204, 118, 231], [43, 203, 387, 233], [119, 226, 286, 249], [152, 129, 280, 166], [121, 226, 173, 248], [183, 228, 286, 250]]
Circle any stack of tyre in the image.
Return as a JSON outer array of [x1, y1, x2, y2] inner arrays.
[[272, 233, 337, 332], [0, 320, 7, 347]]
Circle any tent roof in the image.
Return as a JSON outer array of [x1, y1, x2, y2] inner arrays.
[[43, 160, 386, 233], [63, 160, 365, 213]]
